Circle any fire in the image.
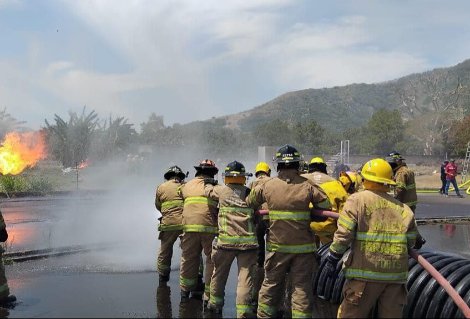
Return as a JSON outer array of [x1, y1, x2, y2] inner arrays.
[[78, 159, 89, 169], [0, 131, 47, 175]]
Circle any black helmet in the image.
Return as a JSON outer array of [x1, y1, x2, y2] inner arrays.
[[387, 151, 405, 162], [274, 144, 301, 164], [164, 165, 186, 180], [223, 161, 252, 177], [194, 159, 219, 176]]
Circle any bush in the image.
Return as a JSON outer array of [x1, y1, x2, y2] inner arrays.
[[0, 175, 55, 194]]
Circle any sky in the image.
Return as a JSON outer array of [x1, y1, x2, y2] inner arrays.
[[1, 0, 470, 130]]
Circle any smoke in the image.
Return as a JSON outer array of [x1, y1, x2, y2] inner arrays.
[[47, 145, 264, 272]]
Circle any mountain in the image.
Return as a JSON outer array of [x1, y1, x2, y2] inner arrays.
[[219, 59, 470, 132]]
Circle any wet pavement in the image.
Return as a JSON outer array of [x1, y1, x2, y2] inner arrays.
[[0, 193, 469, 317]]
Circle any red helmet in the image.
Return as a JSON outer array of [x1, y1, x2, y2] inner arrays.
[[194, 159, 218, 176]]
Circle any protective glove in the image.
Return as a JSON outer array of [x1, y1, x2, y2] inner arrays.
[[204, 178, 218, 186], [324, 251, 342, 278], [413, 235, 426, 249]]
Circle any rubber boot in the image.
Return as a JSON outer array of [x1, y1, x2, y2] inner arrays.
[[191, 275, 205, 300], [0, 295, 16, 308], [159, 274, 169, 286], [180, 290, 190, 303]]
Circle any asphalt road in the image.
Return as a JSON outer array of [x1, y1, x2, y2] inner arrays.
[[0, 193, 469, 318]]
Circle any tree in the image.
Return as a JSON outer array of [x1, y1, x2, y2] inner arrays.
[[364, 109, 404, 155], [447, 115, 470, 156], [45, 107, 99, 167], [92, 115, 137, 160]]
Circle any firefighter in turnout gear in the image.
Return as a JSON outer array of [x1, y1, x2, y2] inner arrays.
[[327, 158, 418, 318], [386, 151, 418, 212], [0, 209, 16, 307], [205, 161, 257, 318], [246, 145, 331, 319], [250, 162, 271, 303], [178, 159, 219, 302], [302, 157, 348, 244], [155, 166, 186, 285]]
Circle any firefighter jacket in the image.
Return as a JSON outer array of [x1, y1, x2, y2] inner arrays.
[[179, 175, 218, 234], [394, 165, 418, 208], [249, 175, 271, 221], [301, 172, 348, 212], [205, 183, 258, 250], [246, 169, 330, 254], [155, 179, 184, 231], [302, 172, 349, 240], [330, 190, 418, 283]]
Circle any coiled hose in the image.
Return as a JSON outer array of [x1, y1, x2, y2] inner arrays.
[[314, 246, 470, 318]]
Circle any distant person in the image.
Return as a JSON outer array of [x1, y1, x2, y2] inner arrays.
[[0, 209, 16, 307], [439, 160, 449, 194], [444, 159, 464, 198], [333, 161, 350, 179], [155, 166, 186, 285], [386, 152, 418, 212]]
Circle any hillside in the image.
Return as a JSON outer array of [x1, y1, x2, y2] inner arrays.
[[219, 59, 470, 132]]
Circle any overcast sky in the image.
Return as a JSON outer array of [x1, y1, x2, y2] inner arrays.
[[1, 0, 470, 130]]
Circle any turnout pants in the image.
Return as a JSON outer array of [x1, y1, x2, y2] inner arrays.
[[157, 230, 182, 276], [179, 232, 215, 300], [337, 279, 407, 318], [210, 247, 257, 318], [257, 251, 316, 319], [0, 252, 10, 299]]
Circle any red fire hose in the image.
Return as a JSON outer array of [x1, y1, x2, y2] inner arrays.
[[256, 208, 470, 318]]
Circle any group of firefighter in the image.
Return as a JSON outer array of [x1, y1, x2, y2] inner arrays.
[[154, 145, 425, 318]]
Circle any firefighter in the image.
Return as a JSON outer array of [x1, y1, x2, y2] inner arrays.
[[338, 171, 362, 194], [302, 157, 348, 244], [179, 159, 219, 302], [0, 209, 16, 307], [155, 165, 186, 285], [205, 161, 257, 317], [325, 158, 418, 318], [386, 151, 418, 212], [246, 145, 331, 319], [250, 162, 271, 300]]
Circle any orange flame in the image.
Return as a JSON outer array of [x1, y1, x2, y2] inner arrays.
[[0, 131, 47, 175], [78, 159, 89, 169]]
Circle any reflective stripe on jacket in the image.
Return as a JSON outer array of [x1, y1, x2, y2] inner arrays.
[[205, 183, 258, 250], [330, 190, 418, 283], [155, 179, 184, 232], [394, 165, 418, 207], [179, 176, 218, 234], [246, 169, 330, 254]]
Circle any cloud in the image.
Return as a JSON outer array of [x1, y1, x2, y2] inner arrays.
[[2, 1, 469, 129]]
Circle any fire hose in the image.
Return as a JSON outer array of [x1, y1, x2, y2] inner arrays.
[[257, 209, 470, 318]]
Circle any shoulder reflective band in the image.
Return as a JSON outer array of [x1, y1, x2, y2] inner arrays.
[[158, 224, 183, 231], [338, 215, 356, 231], [183, 224, 218, 233], [184, 196, 217, 207], [218, 235, 257, 244], [345, 268, 408, 281], [269, 210, 311, 221], [266, 242, 316, 253], [405, 200, 418, 206], [330, 242, 349, 255], [219, 206, 254, 215], [406, 231, 418, 240], [356, 232, 407, 243], [161, 199, 184, 210]]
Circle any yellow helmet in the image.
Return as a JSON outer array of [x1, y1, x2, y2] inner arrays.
[[360, 158, 396, 186], [310, 157, 325, 164], [339, 171, 361, 193], [255, 162, 271, 176]]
